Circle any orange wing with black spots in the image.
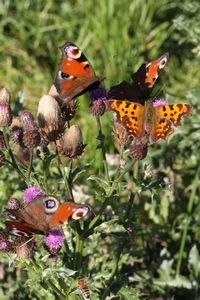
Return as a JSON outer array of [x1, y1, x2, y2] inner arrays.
[[107, 100, 145, 139], [155, 104, 192, 126], [107, 100, 192, 144]]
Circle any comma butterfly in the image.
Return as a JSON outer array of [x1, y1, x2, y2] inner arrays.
[[107, 100, 192, 144], [54, 42, 103, 103]]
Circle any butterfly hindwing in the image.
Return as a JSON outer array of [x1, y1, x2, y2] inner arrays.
[[154, 104, 192, 126]]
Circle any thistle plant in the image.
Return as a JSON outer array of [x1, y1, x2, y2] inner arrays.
[[0, 48, 197, 300]]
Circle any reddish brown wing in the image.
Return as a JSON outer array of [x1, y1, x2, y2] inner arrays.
[[132, 53, 169, 88], [5, 196, 91, 236], [5, 221, 43, 236], [108, 53, 169, 104], [4, 196, 59, 235], [54, 42, 102, 102], [49, 203, 91, 228]]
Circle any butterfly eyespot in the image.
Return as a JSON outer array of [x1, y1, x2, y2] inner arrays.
[[72, 206, 90, 220], [60, 72, 75, 80], [159, 57, 168, 68], [65, 45, 81, 59], [43, 197, 59, 214]]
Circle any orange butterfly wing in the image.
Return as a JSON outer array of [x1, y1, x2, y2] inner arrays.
[[150, 104, 192, 143], [107, 100, 192, 144], [145, 53, 169, 87], [107, 100, 145, 139], [54, 42, 102, 102]]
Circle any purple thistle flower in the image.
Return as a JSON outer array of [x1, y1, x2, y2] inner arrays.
[[153, 99, 167, 107], [0, 240, 9, 252], [44, 229, 65, 254], [23, 186, 45, 204], [90, 86, 107, 101], [89, 87, 107, 116], [0, 230, 10, 252]]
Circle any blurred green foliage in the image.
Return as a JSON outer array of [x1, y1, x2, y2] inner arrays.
[[0, 0, 200, 299]]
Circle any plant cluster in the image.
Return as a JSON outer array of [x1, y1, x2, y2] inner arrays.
[[0, 41, 199, 300]]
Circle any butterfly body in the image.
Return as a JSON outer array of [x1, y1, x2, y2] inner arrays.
[[54, 42, 102, 102], [5, 196, 91, 236], [107, 100, 192, 144]]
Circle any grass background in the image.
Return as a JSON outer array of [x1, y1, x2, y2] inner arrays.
[[0, 0, 200, 299]]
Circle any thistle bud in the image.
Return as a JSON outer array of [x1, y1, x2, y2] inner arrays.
[[60, 99, 77, 122], [56, 125, 86, 158], [113, 122, 132, 146], [19, 111, 41, 148], [129, 136, 149, 160], [37, 94, 64, 141], [0, 150, 5, 167], [0, 131, 6, 149], [11, 236, 37, 259], [0, 88, 12, 126], [13, 144, 30, 165], [89, 87, 107, 116], [7, 198, 21, 210]]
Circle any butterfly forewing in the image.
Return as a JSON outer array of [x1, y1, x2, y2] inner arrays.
[[54, 42, 101, 102], [145, 53, 169, 88], [155, 104, 192, 126], [107, 100, 145, 139]]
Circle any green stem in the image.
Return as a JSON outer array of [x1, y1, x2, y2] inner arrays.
[[73, 232, 84, 271], [95, 116, 110, 182], [101, 241, 125, 299], [27, 149, 34, 182], [57, 157, 74, 201], [175, 171, 199, 276], [84, 160, 136, 235], [114, 144, 124, 180]]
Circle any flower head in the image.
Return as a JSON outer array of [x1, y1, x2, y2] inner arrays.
[[44, 229, 65, 254], [37, 94, 64, 142], [19, 111, 41, 148], [0, 230, 10, 252], [12, 236, 37, 259], [0, 150, 5, 167], [0, 131, 6, 149], [153, 99, 167, 107], [7, 198, 21, 210], [23, 186, 45, 204], [129, 135, 149, 161], [56, 125, 86, 158], [89, 87, 107, 116], [113, 121, 132, 146]]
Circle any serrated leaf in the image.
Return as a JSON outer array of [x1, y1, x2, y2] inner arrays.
[[188, 244, 200, 277], [118, 287, 140, 300], [88, 175, 110, 192], [95, 218, 126, 234]]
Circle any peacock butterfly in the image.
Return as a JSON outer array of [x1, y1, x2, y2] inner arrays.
[[54, 42, 103, 103]]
